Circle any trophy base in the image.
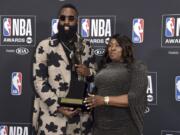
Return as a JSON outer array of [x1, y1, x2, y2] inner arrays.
[[59, 97, 88, 111]]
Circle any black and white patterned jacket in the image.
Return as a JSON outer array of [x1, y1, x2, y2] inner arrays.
[[32, 34, 96, 135]]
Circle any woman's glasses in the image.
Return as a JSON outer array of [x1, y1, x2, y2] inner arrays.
[[59, 15, 76, 22]]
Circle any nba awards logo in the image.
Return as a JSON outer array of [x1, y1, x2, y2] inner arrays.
[[78, 16, 116, 56], [0, 125, 29, 135], [132, 18, 144, 43], [0, 126, 8, 135], [175, 76, 180, 101], [79, 16, 116, 42], [51, 19, 59, 36], [165, 17, 175, 37], [3, 18, 11, 37], [147, 72, 157, 105], [81, 19, 90, 37], [161, 14, 180, 48], [11, 72, 22, 96], [0, 15, 36, 46]]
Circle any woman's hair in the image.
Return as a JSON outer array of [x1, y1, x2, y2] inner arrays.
[[99, 34, 135, 70]]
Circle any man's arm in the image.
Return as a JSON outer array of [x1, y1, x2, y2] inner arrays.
[[33, 39, 60, 115], [76, 40, 96, 81]]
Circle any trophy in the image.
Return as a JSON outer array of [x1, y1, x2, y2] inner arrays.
[[59, 36, 89, 111], [74, 40, 85, 81]]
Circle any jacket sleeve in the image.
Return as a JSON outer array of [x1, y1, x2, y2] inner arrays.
[[128, 60, 148, 134], [33, 39, 60, 115]]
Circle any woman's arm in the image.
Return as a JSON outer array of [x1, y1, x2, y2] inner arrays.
[[85, 94, 129, 109], [108, 94, 128, 107], [85, 61, 148, 110]]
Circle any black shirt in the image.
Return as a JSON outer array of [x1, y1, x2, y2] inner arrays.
[[61, 41, 86, 99]]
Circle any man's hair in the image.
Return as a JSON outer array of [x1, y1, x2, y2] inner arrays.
[[58, 3, 79, 17]]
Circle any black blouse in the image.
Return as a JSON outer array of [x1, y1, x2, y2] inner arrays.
[[94, 60, 148, 134]]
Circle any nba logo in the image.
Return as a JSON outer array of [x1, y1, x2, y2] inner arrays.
[[165, 17, 175, 37], [81, 19, 90, 37], [0, 125, 8, 135], [132, 18, 144, 43], [175, 76, 180, 101], [3, 18, 11, 36], [51, 19, 59, 36], [11, 72, 22, 96]]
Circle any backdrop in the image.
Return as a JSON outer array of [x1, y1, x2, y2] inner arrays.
[[0, 0, 180, 135]]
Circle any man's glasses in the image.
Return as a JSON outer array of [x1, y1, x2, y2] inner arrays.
[[59, 15, 76, 22]]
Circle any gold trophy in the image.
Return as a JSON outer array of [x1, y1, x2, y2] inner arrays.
[[59, 37, 88, 111]]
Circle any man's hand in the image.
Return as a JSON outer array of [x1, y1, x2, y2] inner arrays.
[[58, 107, 80, 118], [75, 64, 90, 77]]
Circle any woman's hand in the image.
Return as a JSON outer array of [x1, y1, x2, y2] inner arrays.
[[84, 94, 104, 109], [58, 107, 80, 118]]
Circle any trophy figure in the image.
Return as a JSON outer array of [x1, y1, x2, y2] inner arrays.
[[73, 40, 85, 81]]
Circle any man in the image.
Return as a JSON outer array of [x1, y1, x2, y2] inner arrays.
[[32, 4, 96, 135]]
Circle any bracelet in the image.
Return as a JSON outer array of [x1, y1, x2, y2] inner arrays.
[[104, 96, 109, 105]]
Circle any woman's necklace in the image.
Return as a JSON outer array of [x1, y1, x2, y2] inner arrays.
[[60, 41, 74, 59]]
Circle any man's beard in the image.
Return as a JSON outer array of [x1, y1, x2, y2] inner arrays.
[[57, 24, 77, 43]]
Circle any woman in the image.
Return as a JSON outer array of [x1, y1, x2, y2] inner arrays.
[[85, 34, 148, 135]]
